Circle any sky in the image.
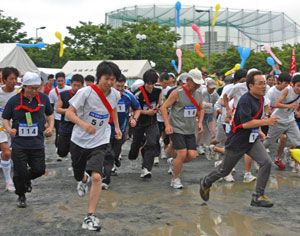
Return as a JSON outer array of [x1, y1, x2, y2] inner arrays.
[[1, 0, 299, 44]]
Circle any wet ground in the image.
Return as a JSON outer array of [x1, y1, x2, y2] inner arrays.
[[1, 136, 300, 236]]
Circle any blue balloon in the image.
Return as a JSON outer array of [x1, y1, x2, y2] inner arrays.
[[175, 1, 181, 28], [239, 47, 250, 69], [171, 60, 178, 73], [267, 57, 279, 74], [16, 42, 45, 48], [238, 46, 243, 59]]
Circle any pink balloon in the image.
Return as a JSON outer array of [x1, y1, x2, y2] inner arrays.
[[176, 49, 182, 74], [192, 24, 204, 45], [264, 44, 282, 65]]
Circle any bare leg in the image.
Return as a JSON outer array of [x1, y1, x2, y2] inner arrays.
[[173, 149, 188, 179], [88, 172, 102, 214], [244, 154, 252, 172], [277, 134, 287, 160]]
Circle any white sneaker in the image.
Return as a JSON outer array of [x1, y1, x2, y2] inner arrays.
[[82, 215, 101, 231], [101, 182, 109, 190], [243, 172, 257, 183], [197, 146, 205, 155], [254, 162, 260, 171], [214, 160, 222, 168], [77, 172, 90, 197], [140, 168, 152, 178], [171, 178, 183, 189], [154, 156, 159, 166], [204, 145, 212, 160], [224, 173, 235, 182], [161, 149, 168, 159], [5, 182, 15, 192], [167, 158, 174, 175]]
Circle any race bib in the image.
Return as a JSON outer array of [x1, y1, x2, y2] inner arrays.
[[19, 123, 38, 137], [87, 112, 109, 130], [143, 102, 156, 111], [184, 106, 197, 118], [117, 101, 126, 113], [249, 128, 259, 143], [225, 124, 231, 134]]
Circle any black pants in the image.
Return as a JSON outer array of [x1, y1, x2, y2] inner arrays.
[[57, 132, 72, 157], [128, 123, 159, 171], [12, 148, 45, 196], [157, 121, 170, 146], [54, 120, 60, 148]]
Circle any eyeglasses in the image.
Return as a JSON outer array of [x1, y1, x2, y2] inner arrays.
[[254, 82, 266, 87]]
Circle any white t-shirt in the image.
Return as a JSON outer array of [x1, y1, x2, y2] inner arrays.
[[157, 86, 170, 122], [265, 86, 283, 110], [227, 82, 248, 108], [70, 86, 121, 149], [0, 87, 19, 127], [49, 86, 72, 120]]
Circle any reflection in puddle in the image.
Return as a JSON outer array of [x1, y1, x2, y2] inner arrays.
[[44, 167, 74, 177]]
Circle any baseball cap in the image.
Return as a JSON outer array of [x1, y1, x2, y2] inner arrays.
[[177, 72, 190, 84], [22, 72, 41, 86], [207, 79, 217, 89], [168, 72, 176, 79], [188, 69, 204, 85], [247, 68, 258, 75]]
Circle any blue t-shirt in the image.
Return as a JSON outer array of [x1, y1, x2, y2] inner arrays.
[[59, 90, 74, 134], [2, 92, 53, 149], [110, 90, 141, 135], [225, 92, 264, 151]]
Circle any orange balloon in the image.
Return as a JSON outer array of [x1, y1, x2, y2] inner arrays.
[[195, 44, 205, 58]]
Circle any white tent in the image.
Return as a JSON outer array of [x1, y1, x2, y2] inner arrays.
[[61, 60, 152, 79], [0, 43, 39, 74]]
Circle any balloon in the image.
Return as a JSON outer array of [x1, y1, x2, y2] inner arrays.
[[239, 47, 250, 69], [194, 44, 205, 58], [192, 24, 203, 45], [264, 44, 282, 65], [290, 149, 300, 163], [238, 46, 243, 58], [267, 57, 279, 75], [176, 49, 182, 74], [171, 60, 178, 73], [16, 42, 45, 48], [225, 64, 241, 76], [212, 4, 221, 26], [55, 31, 64, 57], [175, 1, 181, 28]]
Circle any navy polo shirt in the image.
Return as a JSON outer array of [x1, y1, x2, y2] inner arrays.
[[225, 92, 264, 152], [59, 90, 74, 134], [2, 91, 53, 149]]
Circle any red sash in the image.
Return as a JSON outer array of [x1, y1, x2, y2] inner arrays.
[[68, 89, 74, 97], [55, 87, 59, 97], [90, 84, 113, 123], [15, 92, 42, 113], [139, 86, 153, 109], [181, 85, 199, 116], [232, 96, 263, 133]]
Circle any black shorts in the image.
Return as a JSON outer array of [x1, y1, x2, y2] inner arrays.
[[169, 133, 196, 150], [57, 132, 72, 157], [70, 142, 109, 181]]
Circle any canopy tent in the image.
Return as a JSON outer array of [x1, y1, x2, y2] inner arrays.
[[0, 43, 39, 74], [61, 60, 152, 80]]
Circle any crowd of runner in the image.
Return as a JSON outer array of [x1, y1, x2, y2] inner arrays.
[[0, 62, 299, 231]]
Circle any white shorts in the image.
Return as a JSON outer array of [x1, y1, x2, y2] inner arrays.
[[0, 130, 10, 144]]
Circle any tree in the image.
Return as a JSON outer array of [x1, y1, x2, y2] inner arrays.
[[0, 10, 29, 43]]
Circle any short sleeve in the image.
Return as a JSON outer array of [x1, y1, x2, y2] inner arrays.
[[2, 97, 14, 120], [49, 90, 55, 104]]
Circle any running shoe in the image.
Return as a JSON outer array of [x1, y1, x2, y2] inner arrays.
[[140, 168, 152, 178], [6, 182, 15, 192], [82, 215, 101, 231], [167, 158, 174, 175], [111, 165, 118, 176], [154, 156, 159, 166], [115, 159, 121, 168], [199, 178, 210, 201], [77, 172, 90, 197], [101, 182, 109, 190], [204, 145, 212, 160], [161, 149, 168, 159], [224, 173, 235, 182], [274, 159, 285, 170], [171, 178, 183, 189], [17, 195, 27, 208], [25, 181, 32, 193], [197, 146, 205, 155], [243, 172, 257, 183], [250, 193, 273, 208]]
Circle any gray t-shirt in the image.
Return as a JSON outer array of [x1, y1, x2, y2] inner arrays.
[[202, 88, 219, 114]]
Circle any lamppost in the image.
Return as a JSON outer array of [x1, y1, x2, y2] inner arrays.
[[136, 33, 147, 59], [195, 9, 211, 64], [36, 26, 46, 40]]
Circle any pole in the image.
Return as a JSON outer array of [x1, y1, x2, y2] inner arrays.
[[208, 10, 211, 66]]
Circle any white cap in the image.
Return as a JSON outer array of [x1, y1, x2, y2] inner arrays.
[[177, 72, 190, 84], [206, 78, 217, 89], [17, 77, 22, 84], [22, 72, 41, 86], [188, 69, 204, 85], [131, 79, 144, 93], [247, 68, 258, 75]]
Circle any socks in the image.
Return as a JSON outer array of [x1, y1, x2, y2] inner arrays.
[[1, 159, 12, 184]]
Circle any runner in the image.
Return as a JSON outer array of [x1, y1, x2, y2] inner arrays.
[[128, 69, 161, 178], [200, 70, 278, 207], [0, 67, 19, 192], [55, 74, 84, 159], [102, 74, 141, 189], [2, 72, 54, 208], [48, 72, 71, 159], [44, 74, 54, 95], [85, 75, 95, 86], [161, 69, 204, 189], [65, 61, 122, 231]]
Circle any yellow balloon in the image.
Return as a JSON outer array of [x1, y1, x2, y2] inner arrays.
[[290, 149, 300, 163], [212, 4, 221, 26], [224, 63, 240, 76], [55, 31, 64, 57]]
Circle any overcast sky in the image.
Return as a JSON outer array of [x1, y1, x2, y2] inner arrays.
[[1, 0, 299, 44]]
